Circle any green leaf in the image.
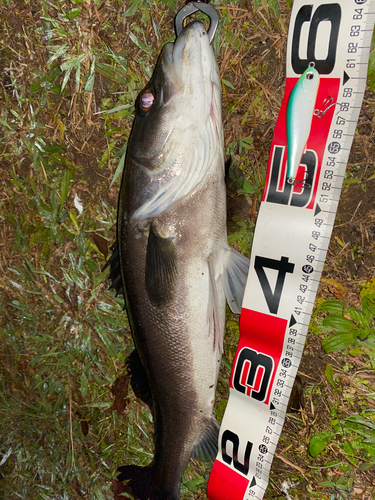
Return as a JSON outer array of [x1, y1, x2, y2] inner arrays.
[[345, 415, 375, 431], [61, 68, 72, 92], [95, 62, 128, 85], [121, 0, 143, 17], [342, 441, 355, 456], [85, 56, 96, 92], [317, 300, 344, 316], [83, 402, 111, 409], [323, 316, 356, 332], [324, 363, 337, 390], [110, 152, 126, 188], [322, 331, 356, 353], [100, 104, 133, 115], [60, 169, 72, 210], [183, 475, 204, 493], [221, 78, 235, 90], [268, 0, 280, 17], [161, 0, 177, 9], [367, 47, 375, 92], [241, 178, 256, 195], [359, 462, 375, 471], [80, 372, 88, 398], [30, 82, 42, 94], [309, 431, 331, 457], [128, 32, 151, 53], [60, 52, 89, 72], [66, 7, 82, 19], [96, 325, 117, 357], [346, 306, 368, 326], [48, 44, 69, 64]]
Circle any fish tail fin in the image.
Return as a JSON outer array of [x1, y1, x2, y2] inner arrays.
[[222, 246, 249, 314], [116, 465, 179, 500]]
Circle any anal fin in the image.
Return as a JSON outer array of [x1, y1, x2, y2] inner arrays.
[[191, 417, 220, 462], [126, 349, 153, 410], [102, 241, 125, 299], [222, 246, 249, 314]]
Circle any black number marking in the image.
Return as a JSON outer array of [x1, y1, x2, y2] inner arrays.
[[328, 141, 341, 154], [255, 256, 295, 314], [266, 146, 316, 207], [233, 348, 274, 402], [222, 430, 253, 475], [291, 3, 341, 74]]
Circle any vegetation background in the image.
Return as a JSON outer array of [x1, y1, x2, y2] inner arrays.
[[0, 0, 374, 499]]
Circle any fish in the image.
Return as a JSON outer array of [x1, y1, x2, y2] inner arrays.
[[106, 19, 249, 500], [286, 63, 320, 184]]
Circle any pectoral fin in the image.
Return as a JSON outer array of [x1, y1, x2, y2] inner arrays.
[[145, 224, 178, 307]]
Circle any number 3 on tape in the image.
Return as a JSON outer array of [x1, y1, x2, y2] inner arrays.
[[207, 1, 375, 499]]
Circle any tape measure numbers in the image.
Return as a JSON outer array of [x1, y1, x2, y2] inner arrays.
[[208, 1, 375, 499]]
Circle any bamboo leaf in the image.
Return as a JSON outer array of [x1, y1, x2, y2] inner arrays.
[[109, 152, 126, 188], [85, 56, 96, 92], [129, 32, 151, 53], [66, 7, 82, 20]]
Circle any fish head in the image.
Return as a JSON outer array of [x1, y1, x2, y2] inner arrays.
[[124, 20, 223, 221]]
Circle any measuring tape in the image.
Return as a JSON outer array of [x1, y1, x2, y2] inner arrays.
[[207, 1, 375, 498]]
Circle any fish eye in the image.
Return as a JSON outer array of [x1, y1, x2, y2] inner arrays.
[[306, 72, 314, 80], [140, 90, 155, 111]]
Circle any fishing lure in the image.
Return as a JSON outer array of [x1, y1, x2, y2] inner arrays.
[[286, 63, 320, 184]]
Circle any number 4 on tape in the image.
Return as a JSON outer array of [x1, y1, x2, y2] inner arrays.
[[208, 0, 375, 499]]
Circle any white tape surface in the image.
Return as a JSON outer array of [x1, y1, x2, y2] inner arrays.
[[208, 1, 375, 499]]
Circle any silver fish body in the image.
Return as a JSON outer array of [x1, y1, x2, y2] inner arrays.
[[111, 21, 249, 500]]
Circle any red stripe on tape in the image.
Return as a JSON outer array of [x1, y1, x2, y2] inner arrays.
[[207, 460, 249, 500], [230, 309, 287, 405]]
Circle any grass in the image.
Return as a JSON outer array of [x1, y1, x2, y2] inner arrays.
[[0, 0, 375, 499]]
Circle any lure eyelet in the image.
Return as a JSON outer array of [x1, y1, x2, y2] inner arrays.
[[140, 90, 155, 112]]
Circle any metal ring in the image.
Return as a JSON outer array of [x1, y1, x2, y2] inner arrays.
[[174, 2, 219, 44]]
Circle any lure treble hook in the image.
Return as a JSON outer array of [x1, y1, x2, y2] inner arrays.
[[314, 97, 341, 119], [174, 1, 219, 44]]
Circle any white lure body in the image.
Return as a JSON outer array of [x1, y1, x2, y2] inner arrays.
[[286, 64, 320, 183]]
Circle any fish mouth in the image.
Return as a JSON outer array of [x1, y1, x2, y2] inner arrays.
[[160, 21, 212, 104]]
